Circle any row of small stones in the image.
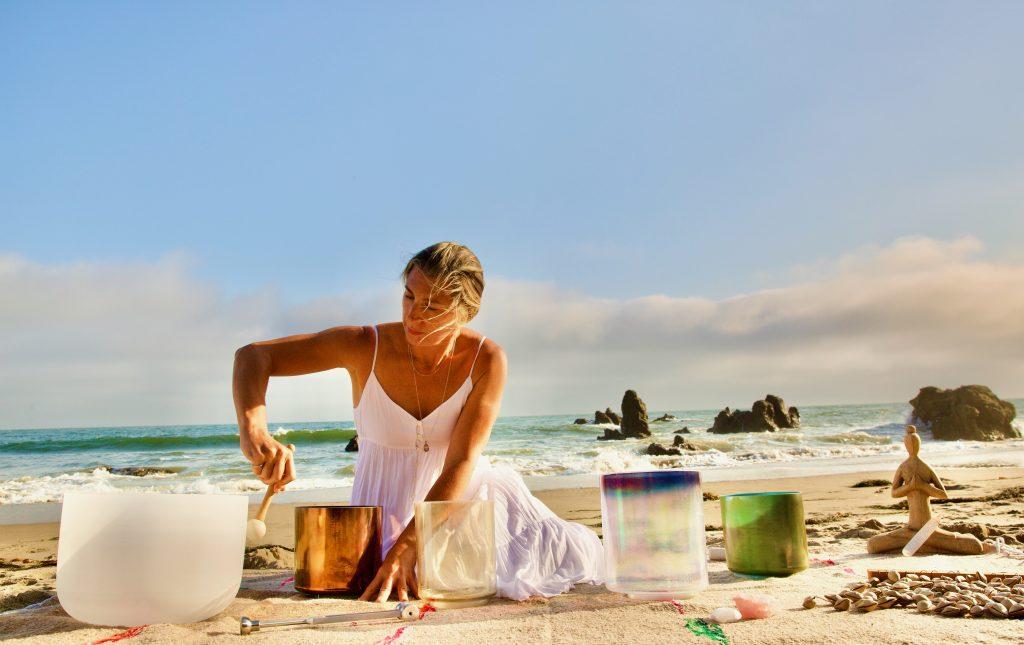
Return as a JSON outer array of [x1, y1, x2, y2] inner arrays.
[[803, 572, 1024, 619]]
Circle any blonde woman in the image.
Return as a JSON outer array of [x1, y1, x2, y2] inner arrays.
[[233, 242, 605, 602]]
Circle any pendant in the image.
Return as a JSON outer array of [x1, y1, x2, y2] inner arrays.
[[424, 441, 430, 453]]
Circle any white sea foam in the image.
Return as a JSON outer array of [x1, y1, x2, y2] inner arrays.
[[0, 467, 354, 505]]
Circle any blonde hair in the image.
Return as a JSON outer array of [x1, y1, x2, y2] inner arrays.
[[401, 242, 485, 330]]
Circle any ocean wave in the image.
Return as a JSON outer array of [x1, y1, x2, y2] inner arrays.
[[0, 467, 354, 505], [816, 432, 893, 445], [0, 427, 356, 453]]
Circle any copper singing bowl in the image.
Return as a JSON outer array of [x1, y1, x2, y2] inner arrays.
[[294, 505, 382, 595]]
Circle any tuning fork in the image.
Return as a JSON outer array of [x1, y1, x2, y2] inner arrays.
[[240, 602, 420, 635]]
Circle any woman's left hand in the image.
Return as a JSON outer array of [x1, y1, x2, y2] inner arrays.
[[358, 535, 419, 603]]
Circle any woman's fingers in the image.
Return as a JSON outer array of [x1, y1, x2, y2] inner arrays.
[[258, 449, 278, 483], [358, 569, 384, 602], [397, 583, 408, 602], [408, 571, 419, 598], [276, 452, 296, 493], [375, 575, 394, 603], [271, 448, 288, 485]]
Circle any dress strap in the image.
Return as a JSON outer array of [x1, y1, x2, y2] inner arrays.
[[370, 324, 379, 375], [468, 335, 486, 380]]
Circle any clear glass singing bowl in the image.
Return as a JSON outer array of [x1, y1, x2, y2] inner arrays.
[[601, 470, 709, 599], [56, 492, 247, 626], [414, 499, 497, 608]]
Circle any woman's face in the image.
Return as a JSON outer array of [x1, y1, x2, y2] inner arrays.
[[402, 266, 460, 346]]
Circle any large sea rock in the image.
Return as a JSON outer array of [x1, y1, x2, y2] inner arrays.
[[620, 390, 651, 438], [909, 385, 1019, 441], [708, 394, 800, 434]]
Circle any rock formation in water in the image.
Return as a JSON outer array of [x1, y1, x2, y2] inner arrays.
[[620, 390, 651, 439], [644, 442, 681, 456], [909, 385, 1019, 441], [708, 394, 800, 434]]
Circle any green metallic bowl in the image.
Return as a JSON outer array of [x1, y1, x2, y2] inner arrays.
[[720, 491, 808, 577]]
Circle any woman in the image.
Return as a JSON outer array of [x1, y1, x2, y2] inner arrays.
[[233, 242, 605, 602]]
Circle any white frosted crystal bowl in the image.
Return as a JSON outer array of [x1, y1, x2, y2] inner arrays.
[[57, 492, 247, 626]]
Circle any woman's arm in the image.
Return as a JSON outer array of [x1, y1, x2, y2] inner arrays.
[[359, 339, 508, 602], [233, 325, 371, 491]]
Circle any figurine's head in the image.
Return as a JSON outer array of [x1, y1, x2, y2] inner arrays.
[[904, 424, 921, 456]]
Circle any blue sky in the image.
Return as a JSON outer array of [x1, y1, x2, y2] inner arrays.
[[5, 2, 1022, 302], [2, 3, 1024, 427]]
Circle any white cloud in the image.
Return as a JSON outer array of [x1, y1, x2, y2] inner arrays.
[[1, 235, 1022, 429]]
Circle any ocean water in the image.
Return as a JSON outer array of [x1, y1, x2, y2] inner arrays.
[[2, 400, 1022, 506]]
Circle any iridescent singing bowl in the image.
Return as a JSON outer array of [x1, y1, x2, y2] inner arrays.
[[720, 491, 808, 577], [600, 470, 708, 599]]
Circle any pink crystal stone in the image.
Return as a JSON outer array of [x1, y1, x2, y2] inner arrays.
[[732, 593, 776, 619]]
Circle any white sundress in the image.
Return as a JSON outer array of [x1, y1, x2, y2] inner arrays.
[[350, 324, 605, 600]]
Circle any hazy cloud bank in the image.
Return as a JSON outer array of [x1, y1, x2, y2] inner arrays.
[[2, 236, 1021, 429]]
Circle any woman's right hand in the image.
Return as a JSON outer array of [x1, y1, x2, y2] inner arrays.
[[243, 433, 296, 493]]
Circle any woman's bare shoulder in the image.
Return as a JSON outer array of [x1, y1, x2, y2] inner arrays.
[[471, 335, 507, 380]]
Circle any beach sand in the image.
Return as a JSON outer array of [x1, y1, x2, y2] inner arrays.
[[2, 465, 1023, 643]]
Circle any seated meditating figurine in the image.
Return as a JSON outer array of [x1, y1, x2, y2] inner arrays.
[[867, 425, 992, 555]]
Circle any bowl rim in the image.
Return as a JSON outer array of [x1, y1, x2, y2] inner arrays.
[[294, 504, 382, 509], [720, 491, 801, 498], [601, 469, 701, 482], [61, 491, 248, 500]]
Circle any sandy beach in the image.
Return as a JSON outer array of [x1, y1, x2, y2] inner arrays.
[[2, 465, 1023, 643]]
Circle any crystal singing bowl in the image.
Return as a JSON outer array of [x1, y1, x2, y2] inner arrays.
[[601, 470, 709, 599], [56, 492, 247, 626], [294, 505, 383, 595], [414, 500, 496, 607], [720, 491, 809, 576]]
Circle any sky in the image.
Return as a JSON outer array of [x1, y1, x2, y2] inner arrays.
[[2, 2, 1023, 429]]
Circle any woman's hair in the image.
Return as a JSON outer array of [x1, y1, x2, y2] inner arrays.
[[401, 242, 485, 327]]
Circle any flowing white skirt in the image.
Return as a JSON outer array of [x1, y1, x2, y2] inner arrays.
[[465, 457, 606, 600]]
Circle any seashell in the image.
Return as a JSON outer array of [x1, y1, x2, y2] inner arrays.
[[825, 594, 839, 603], [912, 593, 928, 603], [1000, 597, 1014, 611], [969, 605, 986, 618], [834, 598, 852, 611], [906, 573, 920, 581], [887, 571, 900, 583], [709, 607, 742, 624], [1007, 576, 1022, 586], [877, 597, 898, 609], [941, 605, 964, 617], [1009, 603, 1024, 616], [976, 572, 987, 583], [803, 596, 817, 609], [920, 574, 931, 581], [917, 599, 934, 612], [986, 602, 1008, 618], [955, 575, 966, 583], [855, 598, 878, 612]]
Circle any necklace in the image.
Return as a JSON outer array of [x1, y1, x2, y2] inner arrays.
[[406, 336, 455, 453]]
